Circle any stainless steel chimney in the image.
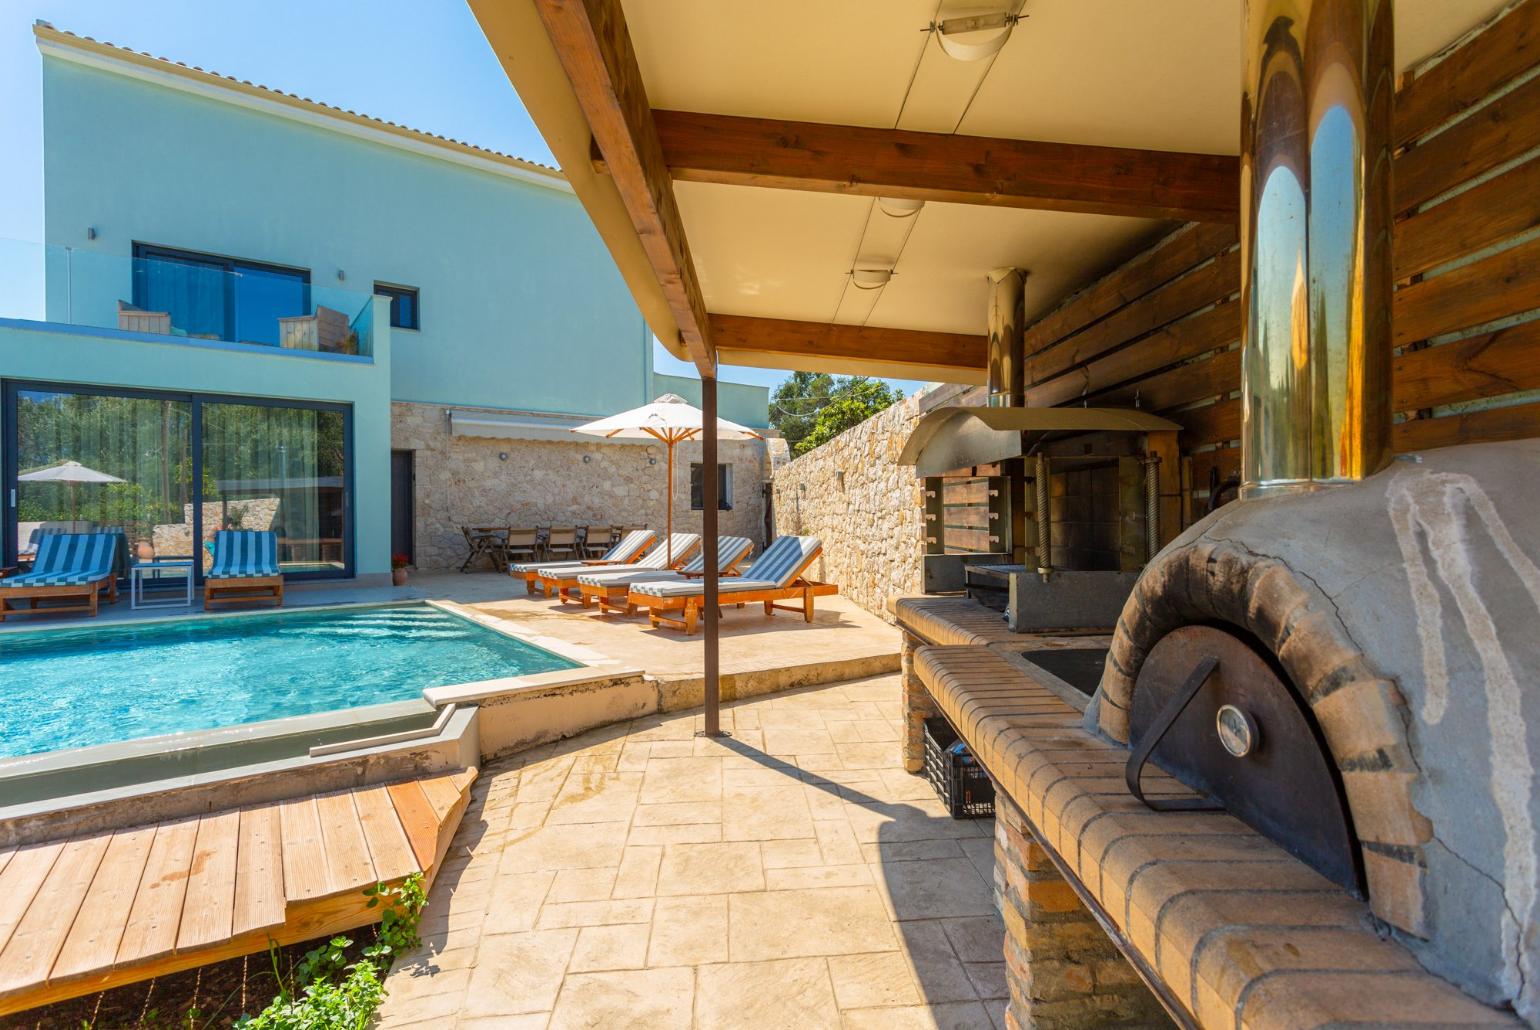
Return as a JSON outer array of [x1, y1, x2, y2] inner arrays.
[[986, 268, 1025, 408], [1240, 0, 1395, 497]]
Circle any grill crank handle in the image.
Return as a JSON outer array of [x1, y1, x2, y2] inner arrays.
[[1125, 654, 1225, 811]]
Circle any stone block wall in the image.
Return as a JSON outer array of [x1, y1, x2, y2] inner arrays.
[[995, 791, 1170, 1029], [771, 388, 956, 621], [392, 401, 769, 570]]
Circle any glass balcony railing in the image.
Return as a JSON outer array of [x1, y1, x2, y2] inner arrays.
[[0, 237, 376, 357]]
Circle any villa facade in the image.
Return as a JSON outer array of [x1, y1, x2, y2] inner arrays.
[[0, 23, 771, 583]]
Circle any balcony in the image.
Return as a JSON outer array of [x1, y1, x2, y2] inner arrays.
[[0, 237, 377, 358]]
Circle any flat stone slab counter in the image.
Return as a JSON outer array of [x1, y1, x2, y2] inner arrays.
[[910, 643, 1518, 1028]]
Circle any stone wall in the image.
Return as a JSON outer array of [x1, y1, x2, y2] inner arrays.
[[392, 401, 769, 570], [771, 385, 969, 622], [995, 792, 1170, 1028]]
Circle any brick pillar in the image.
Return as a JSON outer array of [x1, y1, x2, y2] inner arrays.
[[901, 633, 940, 773], [995, 792, 1170, 1029]]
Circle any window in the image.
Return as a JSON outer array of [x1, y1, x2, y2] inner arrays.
[[131, 244, 310, 345], [375, 283, 420, 330], [690, 463, 733, 511], [7, 382, 352, 580]]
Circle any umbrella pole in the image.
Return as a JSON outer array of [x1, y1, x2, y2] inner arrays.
[[665, 439, 674, 565]]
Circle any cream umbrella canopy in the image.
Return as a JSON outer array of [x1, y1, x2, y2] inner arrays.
[[571, 394, 763, 565], [18, 460, 125, 521]]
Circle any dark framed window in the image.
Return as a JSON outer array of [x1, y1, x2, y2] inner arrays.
[[3, 380, 353, 581], [375, 283, 420, 330], [690, 463, 733, 511], [131, 243, 310, 345]]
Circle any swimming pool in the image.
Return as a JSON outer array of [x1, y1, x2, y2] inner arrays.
[[0, 604, 580, 758]]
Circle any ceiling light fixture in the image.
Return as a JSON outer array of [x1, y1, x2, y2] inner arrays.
[[850, 268, 894, 290], [933, 11, 1020, 62], [877, 197, 925, 218]]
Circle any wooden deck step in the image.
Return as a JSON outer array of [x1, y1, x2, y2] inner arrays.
[[0, 768, 476, 1017]]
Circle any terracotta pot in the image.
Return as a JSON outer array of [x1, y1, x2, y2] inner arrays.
[[135, 540, 155, 561], [392, 568, 409, 587]]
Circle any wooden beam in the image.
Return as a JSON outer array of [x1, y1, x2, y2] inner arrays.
[[532, 0, 714, 374], [708, 314, 986, 378], [647, 110, 1239, 223]]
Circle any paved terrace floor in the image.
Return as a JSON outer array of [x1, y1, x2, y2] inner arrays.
[[0, 572, 900, 694], [377, 672, 1010, 1029]]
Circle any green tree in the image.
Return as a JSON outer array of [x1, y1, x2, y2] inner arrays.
[[769, 371, 837, 452], [793, 377, 903, 456]]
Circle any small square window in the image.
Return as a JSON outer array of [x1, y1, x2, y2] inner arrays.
[[690, 463, 733, 511], [375, 283, 419, 330]]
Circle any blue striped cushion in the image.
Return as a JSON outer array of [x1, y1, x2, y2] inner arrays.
[[629, 536, 818, 597], [2, 532, 118, 588], [636, 534, 700, 571], [631, 577, 779, 598], [606, 530, 656, 563], [577, 538, 752, 587], [677, 536, 754, 575], [537, 535, 693, 582], [739, 535, 819, 587], [207, 530, 280, 579]]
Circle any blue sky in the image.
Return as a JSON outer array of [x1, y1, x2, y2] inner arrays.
[[0, 0, 927, 399]]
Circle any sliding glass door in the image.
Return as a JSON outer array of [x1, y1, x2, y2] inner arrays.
[[202, 402, 348, 574], [11, 390, 193, 574], [3, 382, 351, 580]]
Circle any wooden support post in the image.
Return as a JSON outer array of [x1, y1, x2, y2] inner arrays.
[[701, 376, 723, 737]]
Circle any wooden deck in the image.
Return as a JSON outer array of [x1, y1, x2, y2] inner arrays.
[[0, 768, 476, 1017]]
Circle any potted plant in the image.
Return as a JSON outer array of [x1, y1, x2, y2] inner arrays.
[[392, 553, 411, 586]]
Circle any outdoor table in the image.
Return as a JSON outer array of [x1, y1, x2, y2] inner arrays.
[[131, 559, 195, 610]]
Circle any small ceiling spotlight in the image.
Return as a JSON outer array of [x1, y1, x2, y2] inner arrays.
[[850, 267, 894, 290], [932, 10, 1021, 62], [877, 197, 924, 218]]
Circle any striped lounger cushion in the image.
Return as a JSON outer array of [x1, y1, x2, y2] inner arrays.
[[0, 532, 119, 587], [548, 534, 699, 580], [630, 535, 820, 597], [576, 536, 752, 587], [510, 529, 655, 575], [207, 530, 280, 579]]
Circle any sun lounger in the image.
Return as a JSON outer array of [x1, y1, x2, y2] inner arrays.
[[538, 533, 701, 602], [627, 535, 836, 633], [510, 529, 656, 594], [579, 536, 755, 613], [0, 531, 119, 621], [204, 530, 283, 609]]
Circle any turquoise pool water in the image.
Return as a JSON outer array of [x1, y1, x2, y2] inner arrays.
[[0, 604, 579, 758]]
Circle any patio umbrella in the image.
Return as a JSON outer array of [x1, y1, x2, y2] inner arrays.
[[571, 394, 762, 564], [18, 460, 124, 521]]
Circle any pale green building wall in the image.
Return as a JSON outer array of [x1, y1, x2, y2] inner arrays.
[[39, 56, 652, 418], [0, 297, 394, 575], [651, 374, 771, 429]]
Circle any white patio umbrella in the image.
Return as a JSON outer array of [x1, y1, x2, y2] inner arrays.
[[571, 394, 762, 564], [18, 460, 124, 521]]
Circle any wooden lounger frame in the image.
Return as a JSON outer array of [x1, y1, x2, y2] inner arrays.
[[626, 551, 837, 633], [539, 540, 701, 603], [0, 576, 116, 622], [205, 574, 284, 610]]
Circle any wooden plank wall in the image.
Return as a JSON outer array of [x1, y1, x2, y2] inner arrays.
[[940, 478, 995, 554], [1018, 0, 1540, 521]]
